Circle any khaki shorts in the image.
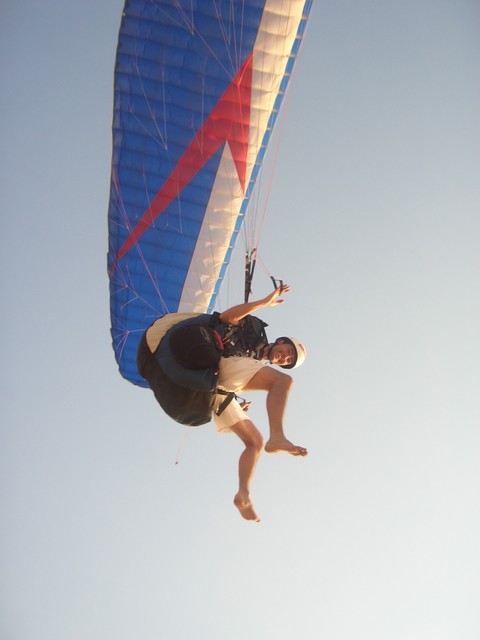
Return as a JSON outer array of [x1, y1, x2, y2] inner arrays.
[[213, 357, 266, 433]]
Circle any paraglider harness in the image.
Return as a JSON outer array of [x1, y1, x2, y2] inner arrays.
[[137, 312, 269, 426]]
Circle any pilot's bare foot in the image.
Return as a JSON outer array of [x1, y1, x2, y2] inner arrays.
[[234, 493, 260, 522], [265, 438, 308, 456]]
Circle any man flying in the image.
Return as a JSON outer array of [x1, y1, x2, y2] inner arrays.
[[138, 284, 308, 522]]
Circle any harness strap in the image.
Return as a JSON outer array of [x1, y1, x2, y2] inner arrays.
[[215, 389, 236, 416], [244, 250, 257, 303]]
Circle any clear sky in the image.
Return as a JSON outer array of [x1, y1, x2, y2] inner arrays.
[[2, 1, 479, 639]]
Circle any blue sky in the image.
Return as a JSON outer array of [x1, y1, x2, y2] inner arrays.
[[2, 1, 480, 639]]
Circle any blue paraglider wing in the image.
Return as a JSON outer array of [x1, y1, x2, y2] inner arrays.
[[108, 0, 312, 385]]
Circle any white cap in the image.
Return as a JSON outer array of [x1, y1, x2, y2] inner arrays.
[[277, 337, 307, 369]]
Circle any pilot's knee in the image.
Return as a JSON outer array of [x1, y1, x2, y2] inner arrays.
[[231, 420, 264, 452], [276, 371, 293, 390], [252, 430, 264, 453], [246, 426, 264, 452]]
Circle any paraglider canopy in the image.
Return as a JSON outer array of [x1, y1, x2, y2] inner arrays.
[[107, 0, 312, 385]]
